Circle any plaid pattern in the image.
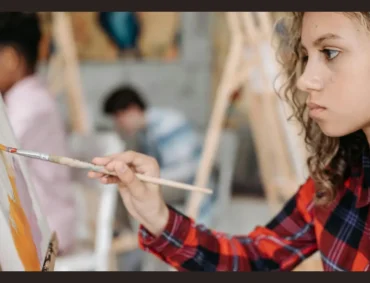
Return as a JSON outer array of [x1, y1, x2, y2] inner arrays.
[[138, 152, 370, 271]]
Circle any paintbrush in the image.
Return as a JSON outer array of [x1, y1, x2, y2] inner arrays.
[[0, 144, 212, 195]]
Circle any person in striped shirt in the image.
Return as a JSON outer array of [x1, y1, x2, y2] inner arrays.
[[91, 12, 370, 272], [103, 86, 217, 222]]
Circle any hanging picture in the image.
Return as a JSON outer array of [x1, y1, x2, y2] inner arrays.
[[38, 12, 181, 62]]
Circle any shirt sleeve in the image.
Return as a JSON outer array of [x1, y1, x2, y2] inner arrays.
[[138, 178, 318, 271]]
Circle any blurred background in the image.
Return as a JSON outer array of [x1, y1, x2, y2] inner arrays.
[[37, 11, 272, 195], [2, 12, 323, 271]]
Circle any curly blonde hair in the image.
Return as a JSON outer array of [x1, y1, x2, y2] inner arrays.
[[274, 12, 370, 206]]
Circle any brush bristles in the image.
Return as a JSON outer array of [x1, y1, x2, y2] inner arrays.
[[0, 144, 17, 153]]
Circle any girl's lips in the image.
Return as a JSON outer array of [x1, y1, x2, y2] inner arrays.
[[307, 102, 327, 119]]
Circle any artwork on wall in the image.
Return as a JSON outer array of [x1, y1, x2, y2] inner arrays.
[[38, 12, 182, 62]]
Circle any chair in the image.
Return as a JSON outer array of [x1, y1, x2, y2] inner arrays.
[[54, 131, 124, 271]]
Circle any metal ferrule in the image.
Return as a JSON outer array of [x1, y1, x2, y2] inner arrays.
[[15, 150, 50, 161]]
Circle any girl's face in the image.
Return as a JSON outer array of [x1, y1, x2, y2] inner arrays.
[[297, 12, 370, 140]]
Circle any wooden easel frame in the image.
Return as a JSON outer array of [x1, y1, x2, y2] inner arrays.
[[185, 12, 308, 218], [239, 12, 309, 212], [185, 12, 252, 219], [47, 12, 91, 135], [41, 232, 58, 271]]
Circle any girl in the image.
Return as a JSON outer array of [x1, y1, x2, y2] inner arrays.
[[88, 12, 370, 271]]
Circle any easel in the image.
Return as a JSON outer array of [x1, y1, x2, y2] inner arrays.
[[184, 12, 321, 271], [47, 12, 91, 135], [185, 11, 305, 221], [185, 12, 251, 219], [41, 232, 58, 271], [239, 12, 309, 212]]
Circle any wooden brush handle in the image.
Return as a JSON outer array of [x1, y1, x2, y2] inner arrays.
[[49, 155, 212, 194]]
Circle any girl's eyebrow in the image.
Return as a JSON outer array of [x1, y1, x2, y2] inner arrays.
[[301, 33, 343, 49]]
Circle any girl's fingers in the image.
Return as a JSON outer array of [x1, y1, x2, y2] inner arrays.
[[91, 153, 121, 165], [113, 161, 147, 198], [105, 151, 159, 177], [101, 175, 120, 184], [88, 171, 104, 179], [88, 171, 120, 184]]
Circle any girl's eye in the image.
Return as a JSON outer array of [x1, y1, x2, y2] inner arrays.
[[321, 49, 339, 60]]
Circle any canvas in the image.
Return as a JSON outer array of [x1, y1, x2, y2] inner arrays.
[[0, 96, 52, 271]]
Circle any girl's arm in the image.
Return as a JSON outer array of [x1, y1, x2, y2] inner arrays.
[[139, 178, 318, 271]]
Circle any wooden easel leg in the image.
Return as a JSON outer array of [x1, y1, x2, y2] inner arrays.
[[108, 251, 118, 271], [41, 232, 58, 271]]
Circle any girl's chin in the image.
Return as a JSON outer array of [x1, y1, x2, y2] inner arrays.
[[317, 122, 361, 138]]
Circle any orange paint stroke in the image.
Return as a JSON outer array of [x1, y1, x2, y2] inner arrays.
[[0, 152, 40, 271]]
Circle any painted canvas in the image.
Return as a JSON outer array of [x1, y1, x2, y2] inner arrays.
[[38, 12, 181, 62], [0, 96, 52, 271]]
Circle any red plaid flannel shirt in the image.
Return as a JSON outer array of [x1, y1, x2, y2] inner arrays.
[[138, 154, 370, 271]]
